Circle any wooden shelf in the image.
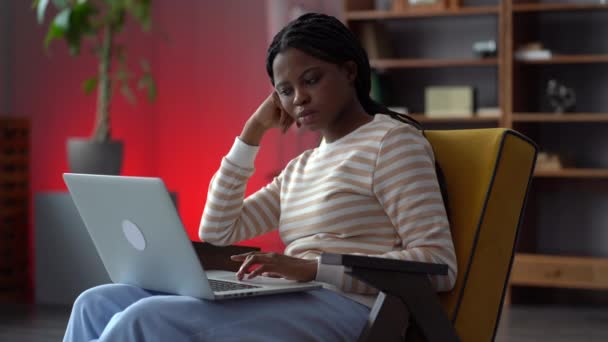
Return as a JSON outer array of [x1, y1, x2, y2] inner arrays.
[[513, 3, 608, 13], [410, 114, 499, 123], [510, 253, 608, 290], [371, 58, 498, 69], [534, 169, 608, 179], [345, 6, 499, 20], [513, 113, 608, 122], [516, 54, 608, 65]]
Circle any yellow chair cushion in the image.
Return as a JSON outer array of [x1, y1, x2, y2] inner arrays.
[[425, 129, 537, 342]]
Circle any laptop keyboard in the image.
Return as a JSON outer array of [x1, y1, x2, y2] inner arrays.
[[209, 279, 261, 292]]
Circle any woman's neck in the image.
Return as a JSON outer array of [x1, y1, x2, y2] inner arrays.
[[322, 100, 371, 143]]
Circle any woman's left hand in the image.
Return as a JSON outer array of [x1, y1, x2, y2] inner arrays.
[[230, 252, 318, 282]]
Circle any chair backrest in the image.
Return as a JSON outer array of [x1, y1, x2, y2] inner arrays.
[[424, 129, 537, 342]]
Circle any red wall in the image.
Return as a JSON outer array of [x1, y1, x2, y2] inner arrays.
[[9, 1, 297, 301], [151, 0, 286, 252]]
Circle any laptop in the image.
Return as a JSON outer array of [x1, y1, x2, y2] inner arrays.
[[63, 173, 322, 300]]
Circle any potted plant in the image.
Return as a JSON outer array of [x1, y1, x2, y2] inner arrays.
[[34, 0, 156, 174]]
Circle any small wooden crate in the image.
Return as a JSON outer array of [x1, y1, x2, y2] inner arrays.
[[0, 117, 29, 302]]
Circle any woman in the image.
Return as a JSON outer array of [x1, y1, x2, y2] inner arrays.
[[64, 13, 456, 341]]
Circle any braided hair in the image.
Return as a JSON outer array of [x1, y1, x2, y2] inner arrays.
[[265, 13, 421, 130]]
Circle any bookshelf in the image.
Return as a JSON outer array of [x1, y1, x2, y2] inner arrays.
[[343, 0, 608, 305]]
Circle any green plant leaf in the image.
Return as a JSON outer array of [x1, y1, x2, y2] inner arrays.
[[71, 1, 97, 35], [106, 0, 127, 32], [44, 8, 70, 48], [36, 0, 50, 24], [64, 1, 97, 55], [83, 76, 98, 94], [138, 73, 156, 102], [126, 0, 151, 31], [53, 8, 70, 29]]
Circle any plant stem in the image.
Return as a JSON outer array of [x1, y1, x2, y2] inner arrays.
[[93, 24, 112, 142]]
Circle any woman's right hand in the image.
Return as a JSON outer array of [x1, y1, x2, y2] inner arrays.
[[252, 92, 294, 133], [239, 92, 294, 146]]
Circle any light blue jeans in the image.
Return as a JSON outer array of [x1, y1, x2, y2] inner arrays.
[[63, 284, 370, 341]]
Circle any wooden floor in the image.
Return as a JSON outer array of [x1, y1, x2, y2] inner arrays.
[[1, 304, 607, 341]]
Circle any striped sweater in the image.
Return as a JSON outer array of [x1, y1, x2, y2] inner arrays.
[[199, 114, 457, 307]]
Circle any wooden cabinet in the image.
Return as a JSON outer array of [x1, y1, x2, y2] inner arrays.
[[342, 0, 608, 302], [511, 254, 608, 290], [0, 117, 29, 302]]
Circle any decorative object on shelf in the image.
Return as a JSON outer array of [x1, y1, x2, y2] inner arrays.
[[473, 40, 497, 58], [515, 42, 552, 61], [392, 0, 446, 12], [425, 86, 474, 118], [0, 117, 29, 302], [546, 79, 576, 113], [33, 0, 157, 175], [535, 152, 574, 171], [476, 107, 501, 118]]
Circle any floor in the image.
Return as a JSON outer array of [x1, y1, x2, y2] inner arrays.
[[0, 304, 71, 342], [1, 304, 607, 341], [495, 305, 608, 342]]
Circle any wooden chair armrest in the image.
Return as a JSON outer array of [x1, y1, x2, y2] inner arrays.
[[321, 253, 458, 342], [320, 253, 448, 276]]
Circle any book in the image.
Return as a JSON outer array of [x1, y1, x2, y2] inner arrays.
[[425, 86, 474, 118], [477, 107, 501, 118]]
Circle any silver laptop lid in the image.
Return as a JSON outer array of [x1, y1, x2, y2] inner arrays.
[[63, 173, 215, 299]]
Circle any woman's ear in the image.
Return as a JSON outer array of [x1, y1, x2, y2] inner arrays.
[[342, 61, 358, 83]]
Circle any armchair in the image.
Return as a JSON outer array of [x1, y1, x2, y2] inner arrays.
[[320, 128, 538, 341]]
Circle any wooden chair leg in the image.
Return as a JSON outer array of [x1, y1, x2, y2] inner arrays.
[[397, 274, 460, 342], [349, 267, 459, 342], [358, 292, 410, 342]]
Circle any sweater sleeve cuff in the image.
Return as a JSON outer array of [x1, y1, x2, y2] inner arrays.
[[225, 137, 260, 169], [315, 258, 345, 288]]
